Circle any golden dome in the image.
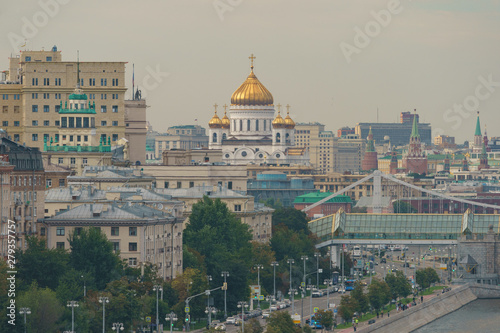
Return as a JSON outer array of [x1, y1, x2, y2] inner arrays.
[[208, 103, 222, 129], [231, 55, 273, 106], [221, 110, 230, 129], [272, 110, 286, 129], [284, 104, 295, 129]]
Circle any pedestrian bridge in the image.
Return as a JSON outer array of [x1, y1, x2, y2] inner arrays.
[[309, 208, 500, 248]]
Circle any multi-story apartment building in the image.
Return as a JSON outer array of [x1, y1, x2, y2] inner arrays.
[[142, 164, 248, 191], [0, 47, 126, 150], [154, 125, 208, 159], [310, 132, 365, 173], [0, 136, 45, 255], [42, 203, 182, 280], [295, 122, 325, 148]]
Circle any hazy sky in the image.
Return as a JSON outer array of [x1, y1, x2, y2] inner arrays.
[[2, 0, 500, 142]]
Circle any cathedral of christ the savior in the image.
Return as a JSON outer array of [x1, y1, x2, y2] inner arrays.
[[208, 55, 309, 166]]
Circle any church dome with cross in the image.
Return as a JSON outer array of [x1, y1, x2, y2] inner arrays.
[[230, 54, 274, 106], [207, 55, 308, 166]]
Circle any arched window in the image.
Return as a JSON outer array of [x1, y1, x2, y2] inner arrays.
[[256, 120, 259, 131], [263, 120, 267, 131], [239, 119, 243, 131], [286, 133, 290, 143], [247, 119, 251, 131], [276, 132, 281, 143], [212, 133, 217, 143], [222, 133, 227, 140]]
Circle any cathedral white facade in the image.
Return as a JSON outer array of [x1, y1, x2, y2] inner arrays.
[[208, 56, 308, 166]]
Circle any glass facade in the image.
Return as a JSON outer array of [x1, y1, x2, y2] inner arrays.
[[309, 210, 500, 243]]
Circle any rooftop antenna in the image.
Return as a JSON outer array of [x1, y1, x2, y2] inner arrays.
[[132, 63, 135, 100], [76, 50, 80, 88]]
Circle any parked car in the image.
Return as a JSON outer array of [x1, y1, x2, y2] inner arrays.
[[215, 324, 226, 331], [312, 289, 323, 298]]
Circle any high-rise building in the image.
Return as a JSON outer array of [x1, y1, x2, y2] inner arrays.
[[355, 111, 431, 146], [0, 47, 126, 150], [295, 122, 325, 148]]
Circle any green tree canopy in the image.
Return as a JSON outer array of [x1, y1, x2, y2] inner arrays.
[[338, 294, 358, 323], [17, 236, 69, 291], [350, 281, 370, 316], [266, 311, 301, 333], [272, 207, 310, 234], [69, 227, 123, 290], [367, 278, 391, 313], [416, 267, 440, 290], [184, 196, 254, 311], [385, 270, 412, 300], [18, 282, 64, 333]]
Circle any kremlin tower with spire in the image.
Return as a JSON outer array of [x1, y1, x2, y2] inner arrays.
[[361, 126, 378, 171], [402, 109, 427, 174]]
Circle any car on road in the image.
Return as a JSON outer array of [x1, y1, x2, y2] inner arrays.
[[312, 289, 323, 298], [215, 324, 226, 331], [270, 304, 278, 311], [262, 311, 270, 319], [225, 317, 236, 325], [381, 258, 387, 263]]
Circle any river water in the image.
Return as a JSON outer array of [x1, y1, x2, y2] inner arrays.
[[412, 299, 500, 333]]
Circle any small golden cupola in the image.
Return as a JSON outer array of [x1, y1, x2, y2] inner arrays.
[[221, 104, 230, 129], [284, 104, 295, 129], [272, 104, 286, 129], [230, 54, 274, 106], [208, 103, 222, 129]]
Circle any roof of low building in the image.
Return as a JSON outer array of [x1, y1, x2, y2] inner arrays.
[[293, 192, 352, 204]]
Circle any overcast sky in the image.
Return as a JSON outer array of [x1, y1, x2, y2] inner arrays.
[[2, 0, 500, 142]]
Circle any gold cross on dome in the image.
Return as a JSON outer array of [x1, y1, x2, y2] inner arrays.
[[223, 104, 228, 112], [213, 103, 218, 112], [286, 104, 291, 113], [249, 54, 256, 69], [276, 103, 282, 112]]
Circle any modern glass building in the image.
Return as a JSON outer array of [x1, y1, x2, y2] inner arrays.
[[309, 208, 500, 246]]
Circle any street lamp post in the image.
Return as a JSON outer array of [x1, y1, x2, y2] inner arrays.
[[205, 307, 217, 327], [287, 259, 295, 303], [307, 284, 315, 324], [221, 271, 229, 319], [112, 322, 124, 331], [301, 256, 309, 288], [67, 301, 79, 333], [165, 312, 177, 333], [324, 279, 332, 310], [81, 275, 86, 298], [314, 253, 321, 290], [19, 307, 31, 333], [289, 288, 298, 314], [98, 297, 109, 333], [271, 261, 279, 301], [237, 301, 248, 333], [153, 285, 163, 332], [254, 264, 263, 308]]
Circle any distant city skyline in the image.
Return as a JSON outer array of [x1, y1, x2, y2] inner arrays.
[[2, 0, 499, 142]]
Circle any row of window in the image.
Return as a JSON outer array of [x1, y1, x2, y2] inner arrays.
[[29, 77, 119, 87], [2, 94, 20, 100], [2, 106, 20, 113], [28, 104, 119, 113], [56, 226, 138, 237], [30, 133, 119, 142]]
